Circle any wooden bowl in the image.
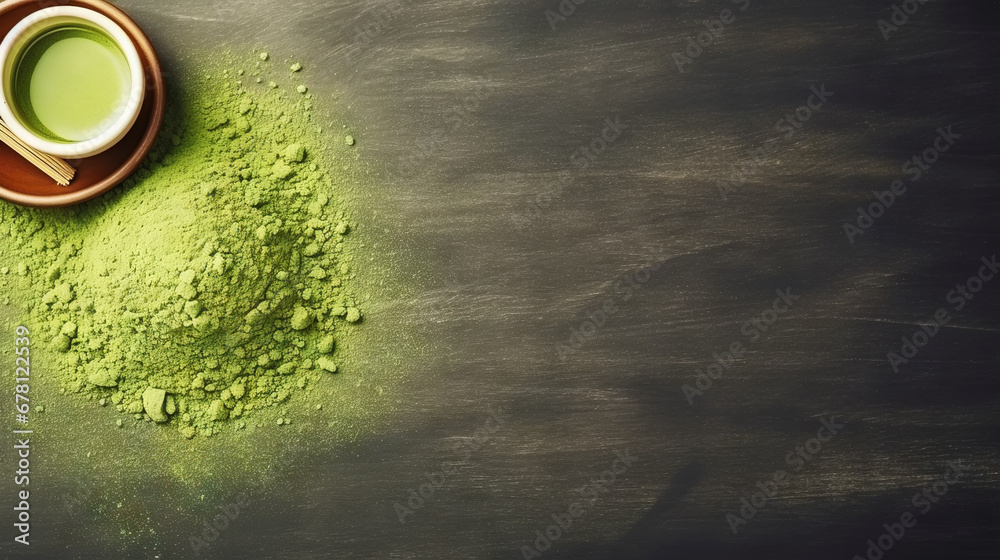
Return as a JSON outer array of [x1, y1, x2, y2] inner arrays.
[[0, 0, 165, 208]]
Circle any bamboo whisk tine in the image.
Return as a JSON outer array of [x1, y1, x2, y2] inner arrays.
[[0, 119, 75, 186]]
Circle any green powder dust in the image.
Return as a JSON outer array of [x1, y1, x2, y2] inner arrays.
[[0, 51, 365, 439]]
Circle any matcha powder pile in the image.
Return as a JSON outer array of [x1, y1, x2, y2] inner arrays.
[[0, 51, 365, 439]]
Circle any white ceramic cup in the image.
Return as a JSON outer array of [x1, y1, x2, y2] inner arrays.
[[0, 6, 144, 159]]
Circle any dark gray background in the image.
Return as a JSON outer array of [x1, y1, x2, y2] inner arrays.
[[5, 0, 1000, 558]]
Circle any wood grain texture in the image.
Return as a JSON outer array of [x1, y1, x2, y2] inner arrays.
[[10, 0, 999, 558]]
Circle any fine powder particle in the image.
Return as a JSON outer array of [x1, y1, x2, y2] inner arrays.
[[0, 51, 364, 438]]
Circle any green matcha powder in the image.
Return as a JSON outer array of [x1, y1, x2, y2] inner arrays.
[[0, 51, 363, 438]]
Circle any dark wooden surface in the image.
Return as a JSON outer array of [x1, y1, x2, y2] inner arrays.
[[4, 0, 1000, 558]]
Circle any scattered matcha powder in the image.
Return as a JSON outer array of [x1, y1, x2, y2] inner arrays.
[[0, 51, 364, 439]]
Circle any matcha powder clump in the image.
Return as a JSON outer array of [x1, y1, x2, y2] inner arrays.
[[0, 52, 365, 438]]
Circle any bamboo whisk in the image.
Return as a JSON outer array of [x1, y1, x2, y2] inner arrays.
[[0, 119, 75, 186]]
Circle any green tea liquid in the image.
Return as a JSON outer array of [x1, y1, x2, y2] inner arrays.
[[14, 25, 130, 142]]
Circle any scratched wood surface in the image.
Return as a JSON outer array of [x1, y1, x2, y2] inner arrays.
[[3, 0, 1000, 558]]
